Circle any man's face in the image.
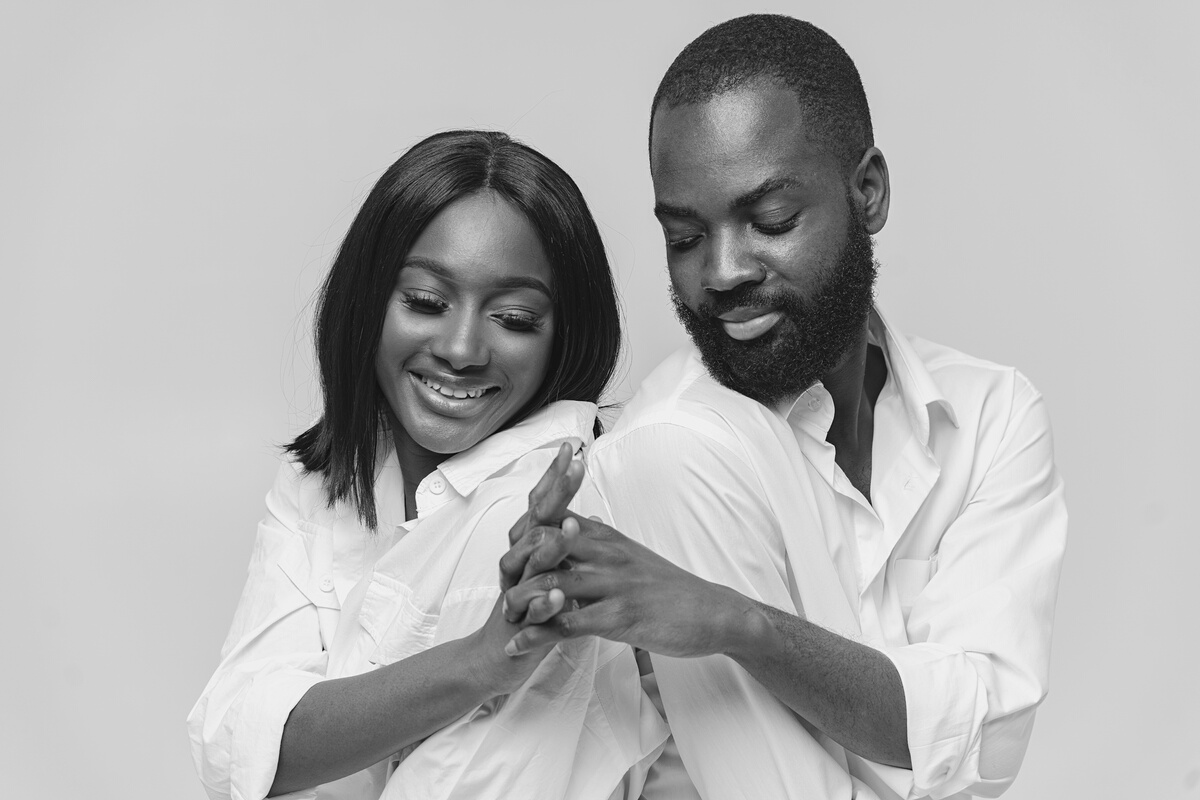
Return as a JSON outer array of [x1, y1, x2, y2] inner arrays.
[[650, 80, 877, 407]]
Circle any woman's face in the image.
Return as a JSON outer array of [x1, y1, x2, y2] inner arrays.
[[375, 189, 556, 456]]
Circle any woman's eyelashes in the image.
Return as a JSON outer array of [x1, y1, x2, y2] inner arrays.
[[400, 290, 545, 333], [493, 311, 546, 332], [400, 290, 448, 313]]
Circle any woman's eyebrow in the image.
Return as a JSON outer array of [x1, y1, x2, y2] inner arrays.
[[401, 257, 552, 299]]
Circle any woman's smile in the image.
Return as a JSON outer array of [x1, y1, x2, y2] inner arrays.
[[410, 370, 499, 415]]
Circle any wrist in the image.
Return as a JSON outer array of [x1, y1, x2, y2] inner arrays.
[[455, 630, 508, 700], [712, 584, 772, 661]]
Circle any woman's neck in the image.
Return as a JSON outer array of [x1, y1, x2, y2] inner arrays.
[[386, 414, 447, 522]]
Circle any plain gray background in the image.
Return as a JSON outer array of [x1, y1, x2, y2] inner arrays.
[[3, 2, 1197, 798]]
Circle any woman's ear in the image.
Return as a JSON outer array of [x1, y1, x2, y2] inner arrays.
[[851, 147, 890, 235]]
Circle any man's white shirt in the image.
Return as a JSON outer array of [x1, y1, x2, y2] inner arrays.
[[589, 307, 1067, 800]]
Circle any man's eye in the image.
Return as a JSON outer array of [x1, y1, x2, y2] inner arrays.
[[495, 312, 545, 332], [400, 291, 447, 313], [754, 212, 801, 236]]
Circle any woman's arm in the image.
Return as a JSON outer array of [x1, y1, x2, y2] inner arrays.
[[271, 444, 584, 795], [270, 596, 551, 795]]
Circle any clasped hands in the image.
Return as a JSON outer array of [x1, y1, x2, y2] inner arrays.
[[497, 443, 748, 661]]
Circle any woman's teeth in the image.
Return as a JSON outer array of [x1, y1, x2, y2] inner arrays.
[[419, 375, 488, 399]]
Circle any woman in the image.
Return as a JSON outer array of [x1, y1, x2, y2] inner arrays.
[[188, 130, 666, 800]]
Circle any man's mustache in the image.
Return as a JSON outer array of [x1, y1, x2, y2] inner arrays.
[[699, 285, 800, 319]]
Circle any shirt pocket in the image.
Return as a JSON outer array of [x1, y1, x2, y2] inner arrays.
[[358, 576, 440, 667], [891, 554, 938, 623]]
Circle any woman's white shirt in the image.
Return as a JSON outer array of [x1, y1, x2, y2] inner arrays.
[[188, 401, 667, 800]]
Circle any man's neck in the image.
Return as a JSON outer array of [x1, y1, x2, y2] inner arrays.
[[820, 326, 888, 501]]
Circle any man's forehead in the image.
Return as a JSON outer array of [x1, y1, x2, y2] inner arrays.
[[650, 82, 836, 187], [650, 93, 839, 210]]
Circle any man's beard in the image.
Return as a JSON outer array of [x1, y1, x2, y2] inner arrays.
[[672, 203, 878, 407]]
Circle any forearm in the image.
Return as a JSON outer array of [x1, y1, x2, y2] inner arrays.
[[269, 635, 494, 796], [725, 599, 911, 769]]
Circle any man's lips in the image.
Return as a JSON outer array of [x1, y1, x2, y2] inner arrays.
[[717, 309, 784, 341]]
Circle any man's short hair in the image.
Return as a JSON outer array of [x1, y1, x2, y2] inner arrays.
[[651, 14, 874, 173]]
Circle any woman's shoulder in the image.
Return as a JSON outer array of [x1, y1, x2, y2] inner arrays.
[[263, 452, 347, 531]]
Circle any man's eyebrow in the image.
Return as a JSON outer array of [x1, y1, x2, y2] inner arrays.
[[401, 257, 552, 298], [653, 202, 699, 221], [732, 177, 803, 210]]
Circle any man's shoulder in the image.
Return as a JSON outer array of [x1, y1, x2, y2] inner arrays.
[[594, 346, 779, 464], [898, 330, 1045, 433]]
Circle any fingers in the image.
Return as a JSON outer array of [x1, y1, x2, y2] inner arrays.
[[524, 588, 565, 625], [563, 510, 622, 542], [499, 524, 557, 591], [518, 515, 579, 586], [507, 444, 570, 547], [505, 601, 621, 656], [503, 562, 609, 623], [528, 444, 584, 527]]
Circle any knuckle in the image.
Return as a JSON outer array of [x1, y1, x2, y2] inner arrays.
[[555, 615, 573, 636]]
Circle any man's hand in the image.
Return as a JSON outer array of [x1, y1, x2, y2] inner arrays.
[[501, 514, 754, 658]]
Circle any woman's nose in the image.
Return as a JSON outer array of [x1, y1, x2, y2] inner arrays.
[[431, 312, 490, 370]]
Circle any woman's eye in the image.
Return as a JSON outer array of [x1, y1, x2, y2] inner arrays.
[[754, 212, 801, 236], [400, 291, 447, 313], [666, 234, 701, 252], [494, 312, 544, 332]]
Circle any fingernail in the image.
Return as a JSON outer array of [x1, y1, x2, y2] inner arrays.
[[505, 640, 520, 657]]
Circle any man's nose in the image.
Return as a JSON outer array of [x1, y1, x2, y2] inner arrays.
[[431, 312, 490, 370], [702, 230, 765, 294]]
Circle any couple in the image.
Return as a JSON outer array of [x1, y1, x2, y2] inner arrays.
[[189, 15, 1066, 800]]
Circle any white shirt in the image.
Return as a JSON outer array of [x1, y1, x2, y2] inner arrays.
[[188, 400, 667, 800], [589, 308, 1067, 800]]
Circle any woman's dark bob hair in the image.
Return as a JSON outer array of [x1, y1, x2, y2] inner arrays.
[[287, 130, 622, 528]]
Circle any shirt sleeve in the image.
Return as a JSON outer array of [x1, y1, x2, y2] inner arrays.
[[591, 423, 859, 800], [187, 461, 333, 800], [881, 374, 1067, 799]]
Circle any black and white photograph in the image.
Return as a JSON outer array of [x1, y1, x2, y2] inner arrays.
[[4, 3, 1196, 799]]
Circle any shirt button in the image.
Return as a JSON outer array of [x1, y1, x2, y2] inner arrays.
[[428, 476, 446, 495], [808, 395, 822, 411], [319, 575, 334, 593]]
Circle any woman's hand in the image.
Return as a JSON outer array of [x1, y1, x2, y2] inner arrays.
[[465, 592, 565, 697], [498, 442, 582, 618], [467, 441, 587, 696]]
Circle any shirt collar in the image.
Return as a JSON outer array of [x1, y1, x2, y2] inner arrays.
[[774, 306, 959, 446], [372, 400, 596, 530], [868, 306, 960, 444], [437, 400, 596, 497]]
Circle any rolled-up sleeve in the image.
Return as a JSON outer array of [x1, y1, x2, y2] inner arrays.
[[187, 462, 333, 800], [882, 375, 1067, 799]]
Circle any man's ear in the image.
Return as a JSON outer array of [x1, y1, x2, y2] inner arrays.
[[851, 147, 890, 235]]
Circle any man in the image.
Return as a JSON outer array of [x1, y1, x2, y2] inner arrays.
[[502, 14, 1066, 799]]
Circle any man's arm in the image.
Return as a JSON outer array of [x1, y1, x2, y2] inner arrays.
[[505, 423, 910, 768], [507, 377, 1066, 797]]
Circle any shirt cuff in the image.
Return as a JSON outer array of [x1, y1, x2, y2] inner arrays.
[[881, 643, 988, 800], [230, 669, 325, 800]]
